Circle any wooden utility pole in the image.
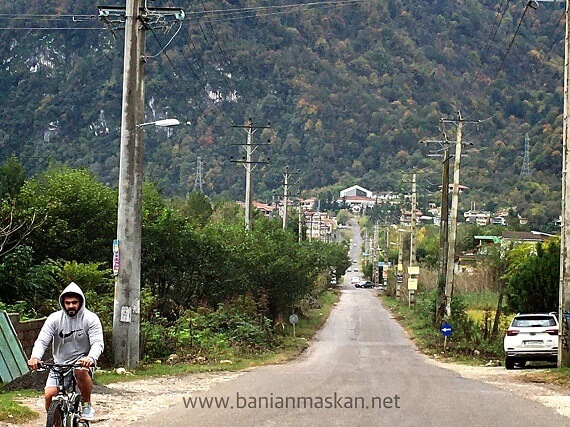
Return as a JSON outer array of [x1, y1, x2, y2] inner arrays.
[[437, 146, 450, 324], [441, 112, 480, 320]]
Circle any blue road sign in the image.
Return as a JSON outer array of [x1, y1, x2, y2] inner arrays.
[[440, 323, 453, 337]]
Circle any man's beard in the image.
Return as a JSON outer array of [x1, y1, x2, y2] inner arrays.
[[66, 308, 78, 317]]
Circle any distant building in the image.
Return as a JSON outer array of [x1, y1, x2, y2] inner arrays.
[[500, 230, 554, 251], [340, 185, 373, 198], [464, 210, 491, 226]]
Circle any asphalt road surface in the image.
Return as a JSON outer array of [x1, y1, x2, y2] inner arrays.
[[139, 279, 568, 426]]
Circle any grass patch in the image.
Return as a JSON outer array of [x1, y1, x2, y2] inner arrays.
[[457, 290, 498, 310], [0, 390, 39, 423]]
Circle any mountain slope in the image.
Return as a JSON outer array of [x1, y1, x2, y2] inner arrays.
[[0, 0, 565, 226]]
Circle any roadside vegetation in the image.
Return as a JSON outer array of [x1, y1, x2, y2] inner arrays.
[[0, 161, 349, 423]]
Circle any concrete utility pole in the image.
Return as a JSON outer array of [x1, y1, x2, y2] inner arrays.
[[281, 167, 300, 230], [533, 0, 570, 369], [441, 111, 480, 320], [113, 0, 145, 368], [396, 229, 404, 298], [559, 0, 570, 368], [408, 173, 418, 305], [231, 119, 270, 231], [297, 193, 303, 243], [99, 1, 185, 367], [373, 221, 379, 282], [384, 222, 390, 286]]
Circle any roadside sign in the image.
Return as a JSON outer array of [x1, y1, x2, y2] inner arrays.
[[407, 277, 418, 290], [112, 239, 120, 277], [440, 323, 453, 337], [408, 266, 420, 275], [289, 314, 299, 337]]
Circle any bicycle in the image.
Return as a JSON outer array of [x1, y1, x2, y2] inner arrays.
[[37, 362, 90, 427]]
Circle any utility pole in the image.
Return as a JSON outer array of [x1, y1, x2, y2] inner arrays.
[[297, 192, 303, 243], [396, 229, 404, 298], [559, 0, 570, 368], [438, 146, 451, 324], [99, 2, 184, 367], [373, 221, 379, 283], [231, 119, 270, 231], [384, 221, 390, 287], [280, 167, 300, 230], [531, 0, 570, 370], [408, 173, 418, 306], [422, 139, 451, 324], [441, 111, 480, 320]]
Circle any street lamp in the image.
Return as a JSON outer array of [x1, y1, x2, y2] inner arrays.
[[136, 118, 181, 128], [114, 116, 181, 368]]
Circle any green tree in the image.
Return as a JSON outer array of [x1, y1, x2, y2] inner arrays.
[[504, 239, 560, 313], [17, 167, 117, 263], [0, 155, 26, 200]]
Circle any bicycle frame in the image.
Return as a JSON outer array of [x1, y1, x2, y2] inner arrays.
[[40, 363, 89, 427]]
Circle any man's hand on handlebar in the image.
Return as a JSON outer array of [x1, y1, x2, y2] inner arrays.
[[27, 357, 41, 371], [77, 356, 95, 367]]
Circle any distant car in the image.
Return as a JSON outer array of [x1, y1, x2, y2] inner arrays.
[[359, 281, 374, 289], [351, 277, 361, 287], [353, 243, 357, 247], [352, 259, 357, 264], [503, 313, 558, 369], [353, 268, 358, 272]]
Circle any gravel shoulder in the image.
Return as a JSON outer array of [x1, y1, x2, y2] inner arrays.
[[2, 371, 243, 427], [423, 357, 570, 418]]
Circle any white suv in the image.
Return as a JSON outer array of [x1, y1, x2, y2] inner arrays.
[[503, 313, 558, 369]]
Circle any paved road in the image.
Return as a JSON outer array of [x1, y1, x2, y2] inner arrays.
[[139, 277, 568, 426]]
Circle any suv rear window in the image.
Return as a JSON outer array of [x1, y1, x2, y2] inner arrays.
[[512, 316, 556, 327]]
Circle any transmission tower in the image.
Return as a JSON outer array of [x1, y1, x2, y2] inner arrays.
[[520, 134, 531, 177], [193, 157, 203, 193]]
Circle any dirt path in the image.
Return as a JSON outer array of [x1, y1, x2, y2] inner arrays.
[[3, 371, 243, 427]]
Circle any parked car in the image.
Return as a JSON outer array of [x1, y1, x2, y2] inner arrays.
[[359, 281, 374, 289], [352, 277, 362, 287], [503, 313, 558, 369]]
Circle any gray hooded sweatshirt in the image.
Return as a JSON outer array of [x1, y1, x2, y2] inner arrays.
[[31, 282, 104, 364]]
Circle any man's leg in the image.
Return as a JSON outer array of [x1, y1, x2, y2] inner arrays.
[[44, 386, 58, 411], [74, 368, 93, 404]]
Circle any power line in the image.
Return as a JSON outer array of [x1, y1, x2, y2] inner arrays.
[[491, 1, 535, 82]]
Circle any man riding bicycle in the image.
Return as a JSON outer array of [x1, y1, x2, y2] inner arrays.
[[27, 282, 104, 421]]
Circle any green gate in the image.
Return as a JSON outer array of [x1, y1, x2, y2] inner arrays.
[[0, 311, 29, 383]]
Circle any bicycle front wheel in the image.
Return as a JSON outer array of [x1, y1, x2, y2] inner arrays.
[[46, 401, 64, 427]]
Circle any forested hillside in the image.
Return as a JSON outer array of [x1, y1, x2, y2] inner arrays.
[[0, 0, 566, 227]]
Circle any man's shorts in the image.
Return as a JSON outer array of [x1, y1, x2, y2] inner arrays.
[[45, 366, 94, 389]]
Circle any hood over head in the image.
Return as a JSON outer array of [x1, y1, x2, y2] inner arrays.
[[59, 282, 86, 314]]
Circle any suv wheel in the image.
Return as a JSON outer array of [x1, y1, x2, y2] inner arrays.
[[505, 356, 515, 370]]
